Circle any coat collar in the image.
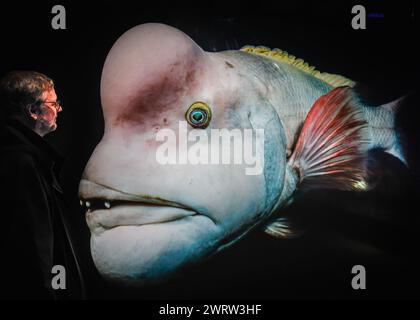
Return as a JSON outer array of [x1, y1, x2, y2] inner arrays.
[[0, 117, 64, 177]]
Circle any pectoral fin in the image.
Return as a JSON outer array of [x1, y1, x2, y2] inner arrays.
[[289, 86, 371, 192], [264, 217, 302, 239], [265, 87, 372, 239]]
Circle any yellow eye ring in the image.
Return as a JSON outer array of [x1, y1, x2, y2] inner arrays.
[[185, 101, 212, 128]]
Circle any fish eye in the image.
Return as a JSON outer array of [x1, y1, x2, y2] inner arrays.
[[185, 102, 212, 128]]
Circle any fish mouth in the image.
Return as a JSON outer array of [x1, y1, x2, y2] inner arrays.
[[79, 179, 199, 232]]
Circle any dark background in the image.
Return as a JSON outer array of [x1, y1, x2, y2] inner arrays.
[[0, 0, 419, 299]]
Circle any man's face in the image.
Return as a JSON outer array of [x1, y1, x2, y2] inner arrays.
[[36, 88, 62, 134]]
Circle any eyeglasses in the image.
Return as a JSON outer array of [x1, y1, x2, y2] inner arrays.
[[43, 100, 62, 111]]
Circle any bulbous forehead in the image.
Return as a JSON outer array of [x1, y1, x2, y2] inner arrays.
[[100, 23, 206, 126]]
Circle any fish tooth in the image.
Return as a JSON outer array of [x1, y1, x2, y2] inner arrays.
[[85, 201, 91, 208], [104, 201, 111, 209]]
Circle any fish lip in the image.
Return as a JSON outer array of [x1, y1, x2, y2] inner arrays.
[[87, 208, 197, 232], [79, 179, 192, 209], [79, 179, 215, 229]]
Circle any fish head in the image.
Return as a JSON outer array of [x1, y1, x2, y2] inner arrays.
[[79, 23, 287, 285]]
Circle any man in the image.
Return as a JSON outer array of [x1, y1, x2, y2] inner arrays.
[[0, 71, 84, 299]]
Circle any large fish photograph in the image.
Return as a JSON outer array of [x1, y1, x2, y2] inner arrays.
[[0, 0, 419, 302]]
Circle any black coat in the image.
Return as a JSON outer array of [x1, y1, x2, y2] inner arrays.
[[0, 118, 85, 299]]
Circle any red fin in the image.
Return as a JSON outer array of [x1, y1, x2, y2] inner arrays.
[[289, 86, 371, 191]]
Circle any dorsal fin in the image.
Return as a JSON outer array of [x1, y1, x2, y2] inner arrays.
[[289, 86, 371, 191], [240, 46, 355, 88]]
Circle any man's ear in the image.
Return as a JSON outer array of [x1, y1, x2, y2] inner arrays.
[[26, 103, 39, 120]]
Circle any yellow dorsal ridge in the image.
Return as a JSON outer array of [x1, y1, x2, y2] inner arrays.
[[240, 45, 355, 88]]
